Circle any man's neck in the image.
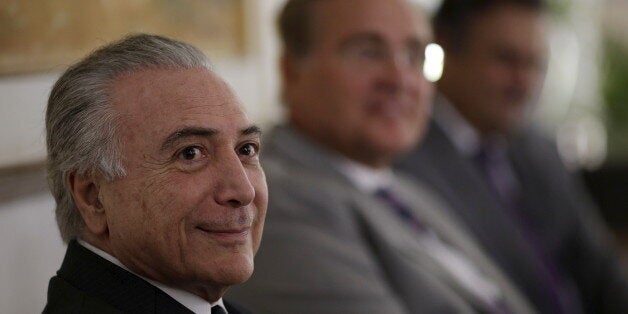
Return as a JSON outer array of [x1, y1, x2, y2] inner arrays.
[[433, 95, 483, 157]]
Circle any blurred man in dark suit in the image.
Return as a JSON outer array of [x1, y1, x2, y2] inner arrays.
[[43, 34, 267, 314], [396, 0, 628, 312]]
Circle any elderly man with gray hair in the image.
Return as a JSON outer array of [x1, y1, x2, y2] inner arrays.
[[43, 34, 267, 314]]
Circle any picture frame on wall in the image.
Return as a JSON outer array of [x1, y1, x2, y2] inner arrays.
[[0, 0, 247, 76], [0, 0, 248, 172]]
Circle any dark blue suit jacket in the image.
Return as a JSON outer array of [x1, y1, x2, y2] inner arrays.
[[396, 120, 628, 314], [43, 240, 251, 314]]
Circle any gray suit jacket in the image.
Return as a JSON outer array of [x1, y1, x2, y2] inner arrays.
[[228, 125, 534, 314], [395, 120, 628, 314]]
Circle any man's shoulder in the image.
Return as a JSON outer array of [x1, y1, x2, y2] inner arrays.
[[44, 241, 194, 314], [43, 275, 121, 314], [261, 127, 358, 211]]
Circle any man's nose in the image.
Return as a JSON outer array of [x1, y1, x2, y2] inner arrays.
[[213, 155, 256, 208], [377, 54, 407, 93], [511, 65, 541, 97]]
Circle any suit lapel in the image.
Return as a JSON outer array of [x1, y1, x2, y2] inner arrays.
[[404, 123, 544, 267]]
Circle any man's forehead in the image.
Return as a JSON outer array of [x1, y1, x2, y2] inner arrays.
[[110, 67, 250, 135], [112, 67, 241, 113], [469, 5, 547, 54], [312, 0, 431, 45]]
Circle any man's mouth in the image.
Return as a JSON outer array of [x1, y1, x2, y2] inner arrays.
[[195, 226, 251, 243], [367, 100, 406, 118]]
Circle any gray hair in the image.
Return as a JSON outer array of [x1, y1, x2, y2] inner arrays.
[[46, 33, 212, 242]]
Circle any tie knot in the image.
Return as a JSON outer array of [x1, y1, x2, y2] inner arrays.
[[374, 186, 394, 201], [474, 142, 502, 166], [374, 187, 427, 232], [211, 305, 227, 314]]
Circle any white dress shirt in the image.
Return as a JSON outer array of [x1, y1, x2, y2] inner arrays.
[[78, 240, 227, 314]]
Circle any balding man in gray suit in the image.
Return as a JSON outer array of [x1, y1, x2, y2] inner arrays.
[[227, 0, 535, 313]]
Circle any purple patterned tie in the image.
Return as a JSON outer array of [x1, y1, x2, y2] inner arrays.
[[474, 143, 575, 314], [374, 187, 427, 233], [474, 144, 520, 209]]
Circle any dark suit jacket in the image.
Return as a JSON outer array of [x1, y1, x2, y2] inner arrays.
[[43, 240, 250, 314], [395, 120, 628, 314]]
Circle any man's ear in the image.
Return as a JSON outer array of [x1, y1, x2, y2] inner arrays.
[[67, 171, 108, 236], [281, 53, 308, 107], [281, 53, 303, 88]]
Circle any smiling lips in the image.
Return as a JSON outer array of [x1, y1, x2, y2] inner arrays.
[[196, 226, 251, 243], [366, 99, 410, 118]]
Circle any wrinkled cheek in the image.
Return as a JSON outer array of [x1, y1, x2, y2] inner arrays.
[[137, 182, 186, 247]]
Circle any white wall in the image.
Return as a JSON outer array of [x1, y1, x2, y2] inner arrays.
[[0, 74, 56, 168], [0, 193, 64, 314]]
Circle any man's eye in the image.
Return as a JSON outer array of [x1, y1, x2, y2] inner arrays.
[[178, 146, 204, 161], [408, 49, 424, 66], [357, 46, 386, 60], [238, 143, 258, 157]]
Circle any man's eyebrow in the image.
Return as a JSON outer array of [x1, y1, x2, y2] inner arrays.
[[160, 127, 218, 151], [339, 33, 385, 50], [406, 37, 428, 51], [242, 125, 262, 136], [339, 33, 428, 52]]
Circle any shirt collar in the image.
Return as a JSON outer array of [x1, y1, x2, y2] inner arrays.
[[335, 156, 395, 194], [77, 240, 227, 314], [433, 95, 483, 157]]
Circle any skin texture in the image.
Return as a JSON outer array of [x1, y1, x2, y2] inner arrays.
[[68, 67, 268, 302], [284, 0, 433, 168], [438, 4, 548, 135]]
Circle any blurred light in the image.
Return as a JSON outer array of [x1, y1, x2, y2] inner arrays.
[[424, 43, 444, 82], [556, 117, 607, 170], [407, 0, 442, 13]]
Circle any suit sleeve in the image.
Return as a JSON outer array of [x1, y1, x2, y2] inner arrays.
[[564, 173, 628, 313], [525, 135, 628, 313]]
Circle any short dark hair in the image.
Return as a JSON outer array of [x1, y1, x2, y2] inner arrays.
[[277, 0, 321, 58], [434, 0, 547, 51]]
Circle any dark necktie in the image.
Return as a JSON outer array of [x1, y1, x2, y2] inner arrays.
[[374, 187, 427, 233], [374, 186, 514, 314], [474, 143, 576, 314], [473, 143, 520, 209], [211, 305, 227, 314]]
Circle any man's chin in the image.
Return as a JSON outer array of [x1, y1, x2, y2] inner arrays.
[[201, 253, 255, 285]]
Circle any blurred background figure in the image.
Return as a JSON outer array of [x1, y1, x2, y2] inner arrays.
[[395, 0, 628, 313], [228, 0, 536, 313]]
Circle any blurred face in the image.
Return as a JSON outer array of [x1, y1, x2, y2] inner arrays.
[[98, 68, 267, 301], [285, 0, 433, 168], [439, 4, 548, 135]]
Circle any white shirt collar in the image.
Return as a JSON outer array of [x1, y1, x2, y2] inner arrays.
[[77, 240, 227, 314], [335, 156, 395, 194], [433, 95, 483, 157]]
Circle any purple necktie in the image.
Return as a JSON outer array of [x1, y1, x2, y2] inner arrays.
[[374, 187, 427, 233], [474, 143, 575, 314], [375, 186, 514, 314], [474, 144, 520, 209]]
